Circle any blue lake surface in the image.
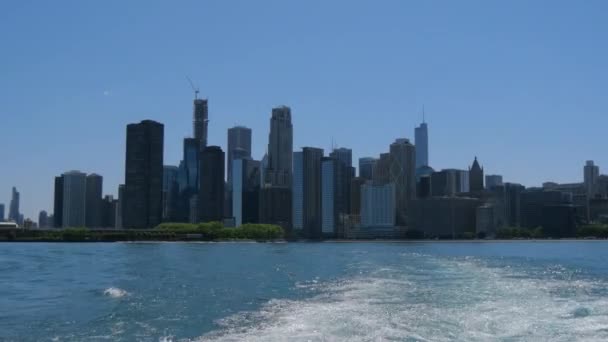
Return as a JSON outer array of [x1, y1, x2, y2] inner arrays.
[[2, 241, 608, 341]]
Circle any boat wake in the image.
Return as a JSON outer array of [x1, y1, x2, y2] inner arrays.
[[194, 256, 608, 341], [103, 287, 128, 298]]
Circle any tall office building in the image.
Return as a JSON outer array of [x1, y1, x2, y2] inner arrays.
[[116, 184, 125, 229], [389, 138, 416, 226], [415, 118, 429, 170], [330, 148, 352, 168], [101, 195, 117, 228], [232, 158, 261, 226], [54, 176, 64, 228], [265, 106, 293, 187], [302, 147, 324, 239], [292, 151, 304, 231], [38, 210, 49, 228], [321, 158, 336, 236], [0, 203, 4, 221], [469, 157, 484, 192], [361, 182, 396, 228], [124, 120, 164, 229], [199, 146, 225, 223], [359, 157, 377, 181], [85, 174, 103, 228], [485, 174, 503, 189], [8, 187, 20, 223], [227, 126, 252, 188], [584, 160, 600, 198], [373, 153, 391, 184], [193, 98, 209, 150], [62, 171, 87, 228], [162, 165, 180, 222]]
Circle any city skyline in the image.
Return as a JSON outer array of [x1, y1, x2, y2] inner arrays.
[[2, 1, 608, 220]]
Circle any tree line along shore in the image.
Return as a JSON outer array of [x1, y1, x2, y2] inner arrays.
[[2, 223, 608, 242]]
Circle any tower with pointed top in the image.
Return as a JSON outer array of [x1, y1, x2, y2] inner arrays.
[[415, 109, 429, 170], [469, 157, 484, 192]]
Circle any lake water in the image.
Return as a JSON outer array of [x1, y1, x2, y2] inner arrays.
[[2, 241, 608, 341]]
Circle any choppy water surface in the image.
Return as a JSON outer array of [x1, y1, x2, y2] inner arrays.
[[2, 241, 608, 341]]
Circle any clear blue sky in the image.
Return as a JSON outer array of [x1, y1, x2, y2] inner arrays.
[[1, 0, 607, 221]]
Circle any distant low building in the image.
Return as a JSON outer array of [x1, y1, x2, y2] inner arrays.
[[410, 197, 481, 238]]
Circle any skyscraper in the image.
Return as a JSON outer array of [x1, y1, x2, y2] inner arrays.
[[85, 174, 103, 228], [232, 158, 261, 226], [359, 157, 377, 181], [292, 151, 304, 231], [330, 148, 352, 168], [0, 203, 4, 221], [321, 157, 336, 237], [469, 157, 484, 192], [8, 187, 20, 223], [124, 120, 164, 229], [302, 147, 324, 239], [62, 170, 87, 228], [584, 160, 600, 198], [389, 138, 416, 226], [38, 210, 48, 228], [162, 165, 180, 222], [227, 126, 252, 188], [265, 106, 293, 187], [199, 146, 225, 223], [415, 117, 429, 170], [54, 176, 64, 228], [485, 174, 504, 189], [193, 98, 209, 150]]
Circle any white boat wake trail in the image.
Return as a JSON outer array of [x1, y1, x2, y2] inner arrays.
[[195, 255, 608, 342]]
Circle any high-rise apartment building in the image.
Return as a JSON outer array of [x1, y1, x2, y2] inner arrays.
[[265, 106, 293, 187], [292, 151, 304, 231], [62, 170, 87, 228], [389, 138, 416, 226], [199, 146, 225, 223], [227, 126, 252, 188], [193, 98, 209, 150], [8, 187, 20, 223], [359, 157, 377, 181], [85, 174, 103, 228], [584, 160, 600, 198], [232, 158, 261, 226], [415, 119, 429, 170], [124, 120, 164, 229], [54, 176, 64, 228], [302, 147, 324, 239], [0, 203, 4, 221], [469, 157, 484, 192]]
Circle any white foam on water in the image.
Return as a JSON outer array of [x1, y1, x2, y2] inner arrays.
[[103, 287, 128, 298], [194, 256, 608, 342]]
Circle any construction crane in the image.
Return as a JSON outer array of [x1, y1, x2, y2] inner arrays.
[[186, 76, 200, 100]]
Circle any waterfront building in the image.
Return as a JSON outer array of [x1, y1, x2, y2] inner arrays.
[[389, 138, 416, 225], [584, 160, 600, 198], [124, 120, 164, 229], [292, 151, 304, 231], [38, 210, 49, 228], [162, 165, 180, 222], [61, 171, 87, 228], [0, 203, 4, 221], [469, 157, 484, 192], [199, 146, 225, 223], [85, 174, 103, 228], [361, 182, 396, 228], [321, 158, 336, 237], [302, 147, 324, 239], [410, 197, 481, 238], [232, 158, 261, 226], [8, 187, 20, 223], [54, 176, 64, 227]]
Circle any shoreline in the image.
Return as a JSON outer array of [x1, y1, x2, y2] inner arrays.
[[1, 238, 606, 243]]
